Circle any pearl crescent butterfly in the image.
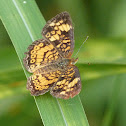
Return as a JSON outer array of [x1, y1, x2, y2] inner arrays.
[[23, 12, 81, 99]]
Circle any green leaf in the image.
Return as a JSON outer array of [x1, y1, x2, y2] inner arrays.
[[0, 0, 89, 126]]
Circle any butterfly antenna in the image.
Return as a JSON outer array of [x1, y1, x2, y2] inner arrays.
[[74, 36, 89, 58]]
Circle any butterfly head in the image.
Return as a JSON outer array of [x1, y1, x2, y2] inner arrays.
[[70, 58, 78, 65]]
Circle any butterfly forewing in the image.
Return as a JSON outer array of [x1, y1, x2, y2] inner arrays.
[[42, 12, 74, 58], [50, 65, 81, 99]]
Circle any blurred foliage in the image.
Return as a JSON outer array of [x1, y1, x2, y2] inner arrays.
[[0, 0, 126, 126]]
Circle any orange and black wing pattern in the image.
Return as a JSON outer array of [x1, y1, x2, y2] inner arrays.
[[50, 66, 81, 99], [23, 39, 61, 73], [42, 12, 74, 58], [27, 70, 62, 96], [23, 12, 82, 99]]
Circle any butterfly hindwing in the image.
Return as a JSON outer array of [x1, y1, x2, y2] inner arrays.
[[42, 12, 74, 58], [27, 70, 62, 96], [23, 39, 61, 73]]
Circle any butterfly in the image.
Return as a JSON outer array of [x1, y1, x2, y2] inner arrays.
[[23, 12, 81, 99]]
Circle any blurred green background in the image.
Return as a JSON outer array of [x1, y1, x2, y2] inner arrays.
[[0, 0, 126, 126]]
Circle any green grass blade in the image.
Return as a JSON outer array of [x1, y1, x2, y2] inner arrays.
[[101, 75, 121, 126], [0, 0, 89, 125]]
